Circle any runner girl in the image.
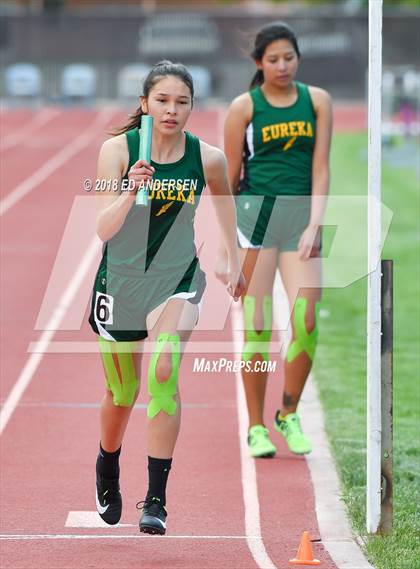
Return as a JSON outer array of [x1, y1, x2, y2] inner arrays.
[[218, 23, 332, 458], [89, 61, 245, 533]]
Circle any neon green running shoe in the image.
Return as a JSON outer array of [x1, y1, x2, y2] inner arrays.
[[247, 425, 277, 458], [274, 411, 312, 455]]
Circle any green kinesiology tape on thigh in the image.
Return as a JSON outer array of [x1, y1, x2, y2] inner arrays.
[[286, 298, 320, 363], [242, 295, 272, 363], [98, 337, 139, 406], [147, 333, 181, 419]]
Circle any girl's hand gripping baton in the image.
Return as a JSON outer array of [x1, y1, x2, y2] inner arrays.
[[135, 114, 153, 206]]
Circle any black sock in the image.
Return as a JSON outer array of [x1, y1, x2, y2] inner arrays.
[[96, 443, 121, 479], [146, 456, 172, 506]]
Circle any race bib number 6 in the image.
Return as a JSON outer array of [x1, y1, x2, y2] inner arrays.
[[94, 292, 114, 325]]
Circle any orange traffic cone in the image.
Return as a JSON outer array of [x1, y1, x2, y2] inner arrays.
[[289, 531, 321, 565]]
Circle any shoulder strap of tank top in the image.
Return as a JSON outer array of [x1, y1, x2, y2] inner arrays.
[[296, 82, 316, 117], [185, 131, 205, 180], [125, 127, 140, 170], [249, 86, 266, 110]]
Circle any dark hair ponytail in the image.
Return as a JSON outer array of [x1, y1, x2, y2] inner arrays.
[[112, 60, 194, 135], [250, 21, 300, 89], [250, 70, 264, 89]]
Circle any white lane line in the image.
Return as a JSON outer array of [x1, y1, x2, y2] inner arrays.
[[0, 534, 261, 541], [222, 99, 277, 569], [26, 340, 283, 354], [0, 236, 101, 435], [6, 402, 235, 409], [65, 511, 136, 528], [0, 107, 61, 152], [0, 108, 113, 216], [231, 305, 278, 569]]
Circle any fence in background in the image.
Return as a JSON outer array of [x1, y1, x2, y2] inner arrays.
[[0, 5, 418, 103]]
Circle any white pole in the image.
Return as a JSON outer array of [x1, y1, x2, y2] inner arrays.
[[367, 0, 383, 534]]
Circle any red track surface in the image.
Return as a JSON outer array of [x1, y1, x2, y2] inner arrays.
[[0, 107, 341, 568]]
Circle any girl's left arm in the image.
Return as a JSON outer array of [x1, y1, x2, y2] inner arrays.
[[201, 142, 246, 301], [298, 87, 333, 260]]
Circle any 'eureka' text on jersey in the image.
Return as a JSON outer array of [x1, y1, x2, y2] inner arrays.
[[139, 178, 198, 204], [261, 121, 314, 144]]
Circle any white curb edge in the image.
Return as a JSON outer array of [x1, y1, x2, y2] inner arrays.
[[301, 378, 375, 569]]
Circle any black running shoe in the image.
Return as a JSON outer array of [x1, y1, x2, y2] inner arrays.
[[95, 473, 122, 525], [137, 497, 167, 535]]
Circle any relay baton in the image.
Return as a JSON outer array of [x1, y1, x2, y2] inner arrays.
[[135, 114, 153, 206]]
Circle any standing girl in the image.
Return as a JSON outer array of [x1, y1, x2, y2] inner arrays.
[[218, 23, 332, 458], [89, 61, 245, 533]]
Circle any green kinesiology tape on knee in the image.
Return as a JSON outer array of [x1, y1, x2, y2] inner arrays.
[[286, 298, 320, 363], [147, 333, 180, 419], [242, 295, 272, 362], [98, 337, 139, 406]]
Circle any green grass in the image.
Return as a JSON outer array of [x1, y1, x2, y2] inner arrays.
[[313, 133, 420, 569]]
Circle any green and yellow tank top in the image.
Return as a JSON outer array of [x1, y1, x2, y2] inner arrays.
[[241, 81, 316, 197], [104, 128, 206, 276]]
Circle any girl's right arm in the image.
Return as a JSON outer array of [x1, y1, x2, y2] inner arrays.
[[215, 93, 252, 282], [96, 136, 154, 242], [223, 93, 252, 195]]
